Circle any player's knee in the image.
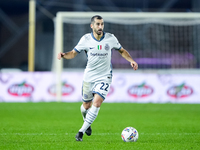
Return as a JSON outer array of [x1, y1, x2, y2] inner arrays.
[[93, 97, 104, 107], [94, 93, 104, 103], [93, 102, 101, 108]]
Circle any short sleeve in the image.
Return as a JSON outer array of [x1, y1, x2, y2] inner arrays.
[[74, 35, 88, 53], [112, 34, 122, 50]]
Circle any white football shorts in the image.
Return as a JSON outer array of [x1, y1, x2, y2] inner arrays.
[[82, 81, 111, 102]]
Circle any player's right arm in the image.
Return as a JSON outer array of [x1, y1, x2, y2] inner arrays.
[[58, 34, 87, 60], [57, 49, 78, 60]]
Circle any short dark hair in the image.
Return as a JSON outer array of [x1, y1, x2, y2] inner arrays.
[[91, 15, 103, 24]]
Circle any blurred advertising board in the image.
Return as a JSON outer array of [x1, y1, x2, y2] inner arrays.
[[0, 72, 200, 103]]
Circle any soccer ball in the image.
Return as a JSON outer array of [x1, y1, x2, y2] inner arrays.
[[121, 127, 139, 142]]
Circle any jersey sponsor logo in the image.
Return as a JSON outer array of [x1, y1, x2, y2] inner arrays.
[[128, 82, 153, 98], [48, 82, 74, 96], [105, 43, 110, 51], [8, 81, 34, 97], [167, 83, 193, 98], [97, 45, 102, 50], [90, 52, 108, 56]]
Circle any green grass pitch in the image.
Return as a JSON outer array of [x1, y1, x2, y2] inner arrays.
[[0, 102, 200, 150]]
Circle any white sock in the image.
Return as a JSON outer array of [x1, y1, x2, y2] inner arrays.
[[80, 104, 88, 121], [79, 105, 100, 133]]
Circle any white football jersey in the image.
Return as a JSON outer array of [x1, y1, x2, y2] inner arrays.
[[74, 32, 122, 83]]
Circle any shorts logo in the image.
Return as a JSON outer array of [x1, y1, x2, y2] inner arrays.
[[84, 94, 88, 99], [104, 43, 110, 51]]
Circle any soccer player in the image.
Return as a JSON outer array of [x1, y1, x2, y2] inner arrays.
[[57, 15, 138, 141]]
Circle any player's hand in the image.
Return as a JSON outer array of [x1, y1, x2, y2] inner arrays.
[[131, 61, 138, 70], [57, 52, 65, 60]]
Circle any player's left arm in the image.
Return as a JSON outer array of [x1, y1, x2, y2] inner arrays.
[[118, 47, 138, 70]]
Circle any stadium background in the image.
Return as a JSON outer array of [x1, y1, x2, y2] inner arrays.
[[0, 0, 200, 103], [0, 1, 200, 150], [1, 0, 200, 71]]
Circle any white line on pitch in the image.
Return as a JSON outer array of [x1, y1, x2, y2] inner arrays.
[[0, 133, 199, 136]]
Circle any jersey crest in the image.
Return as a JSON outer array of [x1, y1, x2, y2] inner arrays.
[[104, 43, 110, 51]]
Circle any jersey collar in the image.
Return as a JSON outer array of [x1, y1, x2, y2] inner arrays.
[[91, 32, 105, 42]]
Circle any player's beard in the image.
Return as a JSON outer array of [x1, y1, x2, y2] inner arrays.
[[95, 29, 103, 35]]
